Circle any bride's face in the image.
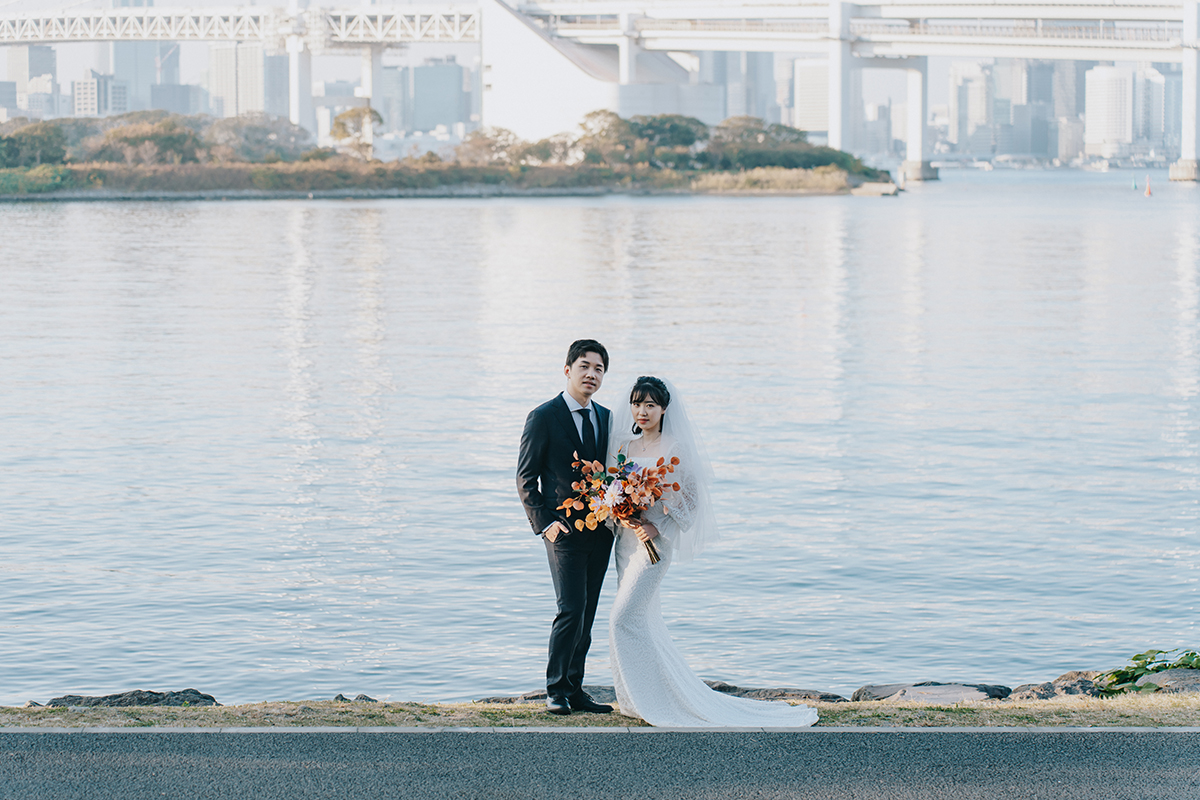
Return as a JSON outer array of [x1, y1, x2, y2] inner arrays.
[[631, 399, 664, 434]]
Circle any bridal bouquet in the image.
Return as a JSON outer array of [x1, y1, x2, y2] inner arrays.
[[558, 452, 680, 565]]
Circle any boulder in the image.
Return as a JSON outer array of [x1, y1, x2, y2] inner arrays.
[[1135, 668, 1200, 694], [702, 680, 847, 703], [45, 689, 219, 708], [1009, 671, 1103, 700], [852, 682, 1011, 702]]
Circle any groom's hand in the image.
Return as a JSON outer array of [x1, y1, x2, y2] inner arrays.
[[543, 521, 568, 543]]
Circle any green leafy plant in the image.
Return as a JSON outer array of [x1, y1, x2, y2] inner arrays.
[[1097, 648, 1200, 695]]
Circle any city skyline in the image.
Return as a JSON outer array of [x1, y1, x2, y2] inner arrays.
[[1, 0, 1197, 171]]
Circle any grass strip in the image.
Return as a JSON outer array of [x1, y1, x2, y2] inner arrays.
[[3, 694, 1198, 729]]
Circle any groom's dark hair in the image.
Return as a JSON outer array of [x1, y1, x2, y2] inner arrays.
[[566, 339, 609, 371]]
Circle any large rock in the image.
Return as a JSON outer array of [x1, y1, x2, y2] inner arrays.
[[1009, 671, 1103, 700], [46, 689, 219, 708], [1136, 668, 1200, 693], [852, 682, 1011, 702], [702, 680, 847, 703]]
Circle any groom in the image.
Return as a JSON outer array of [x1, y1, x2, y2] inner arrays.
[[516, 339, 615, 715]]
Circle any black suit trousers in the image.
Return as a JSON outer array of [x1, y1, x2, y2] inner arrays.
[[543, 527, 614, 699]]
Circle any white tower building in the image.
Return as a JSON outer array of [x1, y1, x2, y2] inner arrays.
[[1084, 65, 1134, 157], [792, 60, 829, 135], [208, 43, 288, 118]]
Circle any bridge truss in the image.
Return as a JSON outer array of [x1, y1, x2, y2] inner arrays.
[[0, 6, 480, 50]]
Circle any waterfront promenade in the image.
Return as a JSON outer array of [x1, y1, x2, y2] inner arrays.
[[2, 728, 1198, 799]]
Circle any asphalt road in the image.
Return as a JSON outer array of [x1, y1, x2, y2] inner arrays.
[[2, 728, 1199, 800]]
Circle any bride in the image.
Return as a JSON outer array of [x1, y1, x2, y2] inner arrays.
[[606, 376, 818, 728]]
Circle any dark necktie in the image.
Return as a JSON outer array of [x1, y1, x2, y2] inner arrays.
[[576, 408, 597, 462]]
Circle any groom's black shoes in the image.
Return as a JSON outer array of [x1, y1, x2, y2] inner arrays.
[[568, 692, 613, 714], [546, 695, 571, 715]]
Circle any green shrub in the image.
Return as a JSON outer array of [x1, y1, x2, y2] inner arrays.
[[2, 123, 68, 167], [1097, 648, 1200, 695], [0, 164, 72, 194]]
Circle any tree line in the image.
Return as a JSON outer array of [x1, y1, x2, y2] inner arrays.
[[0, 111, 316, 168], [455, 110, 878, 176], [1, 108, 879, 178]]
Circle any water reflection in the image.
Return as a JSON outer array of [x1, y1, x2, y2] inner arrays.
[[1170, 216, 1199, 482], [280, 206, 321, 514]]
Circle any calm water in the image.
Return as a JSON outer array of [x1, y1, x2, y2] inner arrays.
[[2, 170, 1197, 706]]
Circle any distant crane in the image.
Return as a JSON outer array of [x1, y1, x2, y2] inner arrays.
[[156, 43, 179, 86]]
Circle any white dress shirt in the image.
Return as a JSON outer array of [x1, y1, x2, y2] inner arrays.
[[544, 392, 598, 536], [561, 391, 598, 452]]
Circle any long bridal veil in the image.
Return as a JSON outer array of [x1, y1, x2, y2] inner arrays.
[[609, 376, 720, 563]]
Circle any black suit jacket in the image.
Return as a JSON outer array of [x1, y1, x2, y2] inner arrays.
[[516, 393, 611, 535]]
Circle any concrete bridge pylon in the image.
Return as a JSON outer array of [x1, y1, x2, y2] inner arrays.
[[1171, 0, 1200, 179]]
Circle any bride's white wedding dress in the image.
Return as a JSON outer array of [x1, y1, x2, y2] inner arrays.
[[607, 433, 818, 728]]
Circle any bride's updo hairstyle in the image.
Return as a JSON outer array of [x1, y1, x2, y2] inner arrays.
[[630, 376, 670, 433]]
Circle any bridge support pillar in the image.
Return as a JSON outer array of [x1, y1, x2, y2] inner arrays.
[[1171, 1, 1200, 180], [827, 1, 855, 152], [901, 57, 937, 181], [360, 45, 384, 105], [618, 13, 641, 84], [287, 36, 314, 134]]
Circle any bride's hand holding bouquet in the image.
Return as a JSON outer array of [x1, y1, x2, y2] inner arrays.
[[557, 452, 680, 565]]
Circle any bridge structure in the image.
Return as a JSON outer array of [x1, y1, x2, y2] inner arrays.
[[1, 0, 1198, 179]]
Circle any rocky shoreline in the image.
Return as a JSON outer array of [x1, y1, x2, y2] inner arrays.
[[479, 669, 1200, 706], [19, 669, 1200, 712]]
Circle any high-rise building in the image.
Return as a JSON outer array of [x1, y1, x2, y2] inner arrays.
[[109, 0, 179, 111], [1161, 64, 1184, 154], [723, 52, 777, 122], [1056, 117, 1086, 161], [774, 54, 794, 125], [72, 69, 129, 117], [18, 73, 61, 118], [156, 44, 180, 86], [1010, 102, 1053, 155], [792, 59, 828, 134], [378, 67, 408, 132], [411, 57, 469, 132], [948, 62, 993, 150], [208, 43, 289, 118], [1134, 66, 1166, 148], [0, 81, 16, 111], [993, 59, 1027, 106], [1084, 65, 1133, 157], [208, 43, 238, 117], [860, 102, 894, 155], [1053, 60, 1094, 119], [263, 55, 289, 118], [8, 45, 56, 95], [1027, 61, 1056, 106]]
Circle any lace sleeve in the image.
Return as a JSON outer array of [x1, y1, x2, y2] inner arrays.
[[659, 440, 696, 535]]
